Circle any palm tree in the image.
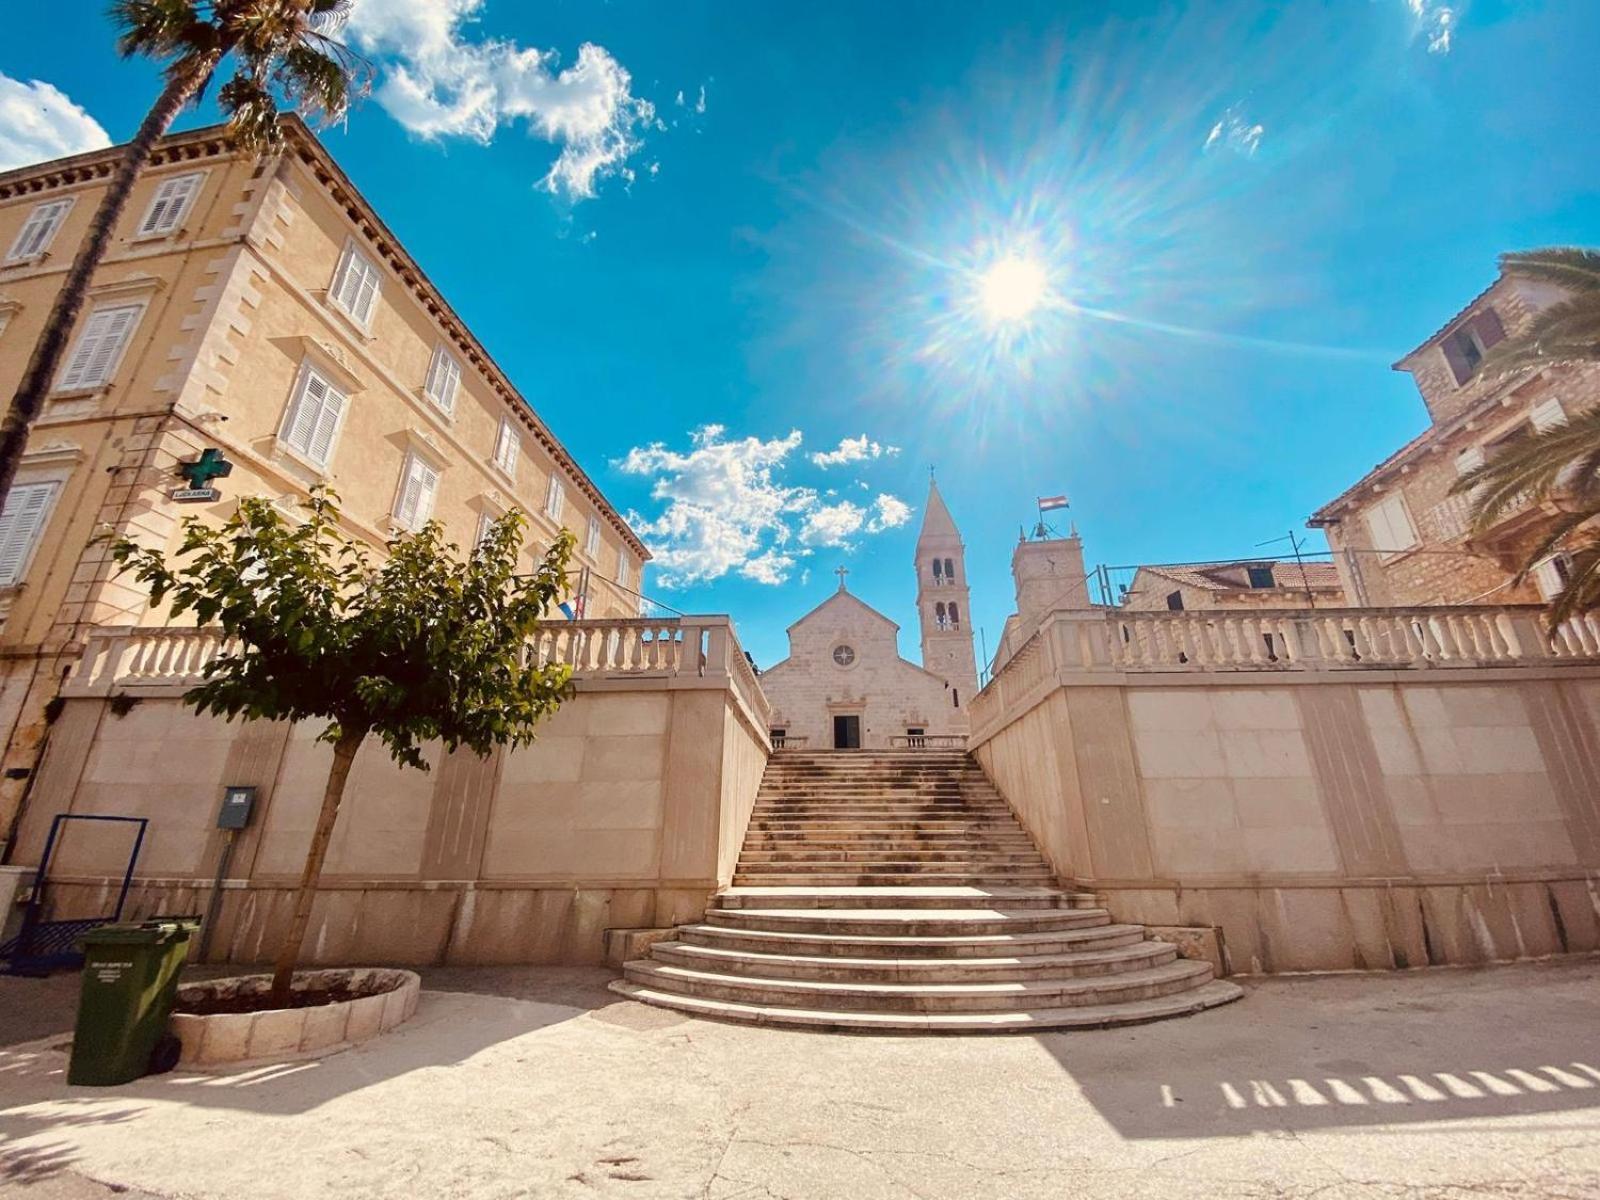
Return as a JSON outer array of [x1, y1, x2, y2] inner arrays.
[[0, 0, 370, 505], [1455, 247, 1600, 625]]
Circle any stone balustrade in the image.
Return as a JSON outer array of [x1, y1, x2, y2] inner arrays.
[[887, 733, 968, 749], [65, 616, 773, 730], [971, 603, 1600, 739]]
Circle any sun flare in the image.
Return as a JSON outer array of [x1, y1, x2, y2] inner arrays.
[[976, 255, 1049, 324]]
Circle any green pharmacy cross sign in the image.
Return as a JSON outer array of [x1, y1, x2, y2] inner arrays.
[[172, 448, 234, 502]]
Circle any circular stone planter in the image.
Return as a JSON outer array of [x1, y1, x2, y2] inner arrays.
[[169, 967, 420, 1069]]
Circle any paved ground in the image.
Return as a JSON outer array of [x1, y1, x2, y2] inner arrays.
[[1, 958, 1598, 1199]]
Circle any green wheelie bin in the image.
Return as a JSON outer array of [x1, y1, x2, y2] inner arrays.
[[67, 920, 197, 1086]]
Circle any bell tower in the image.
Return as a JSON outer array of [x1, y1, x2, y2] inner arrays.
[[915, 478, 980, 708]]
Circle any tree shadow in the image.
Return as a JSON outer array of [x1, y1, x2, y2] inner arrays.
[[0, 966, 662, 1132], [1035, 964, 1600, 1139]]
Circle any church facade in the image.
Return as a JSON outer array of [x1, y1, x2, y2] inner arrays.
[[759, 482, 980, 749]]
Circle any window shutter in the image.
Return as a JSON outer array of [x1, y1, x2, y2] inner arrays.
[[353, 259, 379, 324], [1530, 396, 1566, 433], [494, 419, 519, 475], [59, 305, 140, 390], [307, 383, 346, 465], [282, 366, 347, 466], [546, 475, 564, 519], [0, 482, 58, 585], [475, 509, 496, 551], [1441, 332, 1473, 385], [139, 173, 201, 236], [425, 346, 460, 413], [1473, 307, 1506, 351], [1454, 446, 1485, 475], [394, 456, 439, 529], [586, 516, 601, 555], [1364, 494, 1417, 554], [333, 245, 380, 326], [617, 552, 631, 590], [394, 456, 438, 529], [8, 199, 71, 260]]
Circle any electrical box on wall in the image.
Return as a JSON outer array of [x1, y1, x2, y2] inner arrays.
[[217, 785, 257, 830]]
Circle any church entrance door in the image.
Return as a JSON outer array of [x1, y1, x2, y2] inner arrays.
[[832, 715, 862, 750]]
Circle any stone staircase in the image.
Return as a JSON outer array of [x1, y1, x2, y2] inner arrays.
[[611, 749, 1242, 1031]]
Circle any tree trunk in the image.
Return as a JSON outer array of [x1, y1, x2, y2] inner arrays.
[[0, 58, 219, 506], [269, 728, 364, 1006]]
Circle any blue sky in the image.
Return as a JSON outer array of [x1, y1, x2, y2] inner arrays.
[[4, 0, 1599, 669]]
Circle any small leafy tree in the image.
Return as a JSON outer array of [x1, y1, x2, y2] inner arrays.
[[112, 489, 575, 1004]]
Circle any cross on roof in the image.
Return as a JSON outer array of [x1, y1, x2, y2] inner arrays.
[[835, 565, 849, 591]]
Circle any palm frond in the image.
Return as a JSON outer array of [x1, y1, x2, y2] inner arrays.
[[218, 74, 283, 151], [1501, 247, 1600, 294], [111, 0, 208, 59], [1453, 404, 1600, 532], [274, 39, 371, 123]]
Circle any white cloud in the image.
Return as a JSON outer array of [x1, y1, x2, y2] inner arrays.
[[617, 426, 913, 587], [1407, 0, 1456, 54], [800, 501, 866, 548], [1203, 106, 1264, 158], [868, 494, 912, 532], [348, 0, 654, 200], [809, 434, 901, 469], [0, 73, 110, 173]]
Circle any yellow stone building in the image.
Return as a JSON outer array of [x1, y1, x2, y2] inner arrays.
[[0, 118, 648, 848]]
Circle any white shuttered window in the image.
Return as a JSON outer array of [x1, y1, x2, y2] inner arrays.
[[545, 475, 564, 520], [137, 173, 202, 236], [616, 552, 631, 591], [57, 304, 142, 391], [6, 199, 73, 262], [474, 509, 497, 552], [393, 454, 440, 531], [424, 345, 461, 414], [279, 364, 347, 467], [330, 242, 381, 327], [493, 417, 520, 476], [1363, 494, 1418, 557], [586, 515, 602, 556], [0, 482, 59, 586], [1530, 397, 1566, 433]]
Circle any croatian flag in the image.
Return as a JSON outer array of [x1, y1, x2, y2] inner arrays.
[[1037, 494, 1069, 511]]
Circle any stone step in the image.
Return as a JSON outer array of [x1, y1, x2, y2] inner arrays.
[[738, 849, 1045, 864], [677, 921, 1152, 959], [649, 938, 1178, 983], [705, 908, 1111, 937], [739, 838, 1036, 844], [748, 803, 998, 812], [620, 958, 1217, 1013], [732, 872, 1057, 887], [608, 978, 1245, 1032], [748, 825, 1024, 832], [713, 887, 1090, 910]]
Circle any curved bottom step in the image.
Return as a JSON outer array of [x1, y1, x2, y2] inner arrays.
[[608, 977, 1244, 1033]]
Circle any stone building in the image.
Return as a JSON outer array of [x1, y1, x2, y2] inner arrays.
[[1310, 265, 1599, 607], [1119, 559, 1346, 612], [759, 481, 976, 748], [0, 118, 648, 850]]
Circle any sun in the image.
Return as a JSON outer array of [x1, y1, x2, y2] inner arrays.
[[976, 255, 1050, 324]]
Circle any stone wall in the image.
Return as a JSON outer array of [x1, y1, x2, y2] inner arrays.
[[9, 623, 771, 966], [970, 608, 1600, 973]]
